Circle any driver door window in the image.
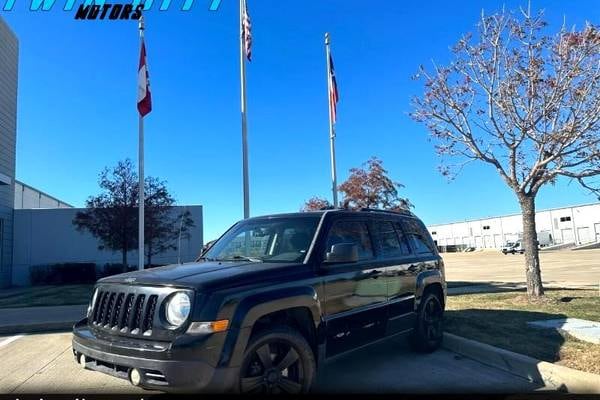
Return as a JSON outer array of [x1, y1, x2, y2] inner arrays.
[[325, 220, 374, 260]]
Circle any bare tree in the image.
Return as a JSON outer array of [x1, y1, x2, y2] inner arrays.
[[412, 6, 600, 298]]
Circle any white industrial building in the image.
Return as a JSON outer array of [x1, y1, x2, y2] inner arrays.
[[427, 203, 600, 251], [14, 180, 73, 209]]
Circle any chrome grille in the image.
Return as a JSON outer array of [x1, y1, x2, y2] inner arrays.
[[90, 289, 158, 336]]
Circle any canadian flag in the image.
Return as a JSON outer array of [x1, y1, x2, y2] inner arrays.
[[137, 40, 152, 117]]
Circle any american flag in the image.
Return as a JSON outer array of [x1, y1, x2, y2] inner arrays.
[[241, 0, 252, 61], [328, 53, 339, 124]]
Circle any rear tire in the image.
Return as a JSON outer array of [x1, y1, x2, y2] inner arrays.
[[410, 290, 444, 353], [237, 326, 316, 394]]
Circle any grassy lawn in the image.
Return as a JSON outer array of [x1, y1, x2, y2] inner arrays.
[[445, 289, 600, 375], [0, 285, 94, 309]]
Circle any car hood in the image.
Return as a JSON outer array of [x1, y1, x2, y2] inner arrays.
[[98, 260, 309, 290]]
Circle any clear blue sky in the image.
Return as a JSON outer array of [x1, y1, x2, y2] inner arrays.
[[2, 0, 598, 241]]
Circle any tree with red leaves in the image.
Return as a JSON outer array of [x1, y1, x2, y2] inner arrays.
[[302, 157, 411, 212], [339, 157, 412, 211], [301, 197, 333, 212]]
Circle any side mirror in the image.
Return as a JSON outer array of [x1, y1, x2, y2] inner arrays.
[[325, 243, 359, 264]]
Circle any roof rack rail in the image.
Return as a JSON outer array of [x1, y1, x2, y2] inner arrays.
[[319, 206, 339, 211], [359, 207, 413, 216]]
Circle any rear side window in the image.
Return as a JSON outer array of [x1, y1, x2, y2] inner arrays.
[[374, 221, 411, 258], [401, 218, 436, 255], [325, 220, 374, 260]]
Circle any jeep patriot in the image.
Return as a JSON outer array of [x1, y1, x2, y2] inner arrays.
[[72, 208, 446, 393]]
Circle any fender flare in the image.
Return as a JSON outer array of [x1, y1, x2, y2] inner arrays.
[[415, 269, 446, 309], [218, 286, 323, 368]]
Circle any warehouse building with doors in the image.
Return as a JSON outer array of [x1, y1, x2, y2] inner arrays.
[[427, 203, 600, 252]]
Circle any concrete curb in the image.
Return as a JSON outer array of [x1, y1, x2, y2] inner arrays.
[[0, 321, 75, 335], [443, 332, 600, 394]]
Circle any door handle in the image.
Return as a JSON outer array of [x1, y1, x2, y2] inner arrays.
[[368, 270, 382, 278]]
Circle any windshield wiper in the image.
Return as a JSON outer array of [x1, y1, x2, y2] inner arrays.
[[216, 255, 263, 263]]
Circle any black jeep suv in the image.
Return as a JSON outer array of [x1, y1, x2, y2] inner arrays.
[[72, 209, 446, 393]]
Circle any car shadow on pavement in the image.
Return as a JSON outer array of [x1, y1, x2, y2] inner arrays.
[[313, 332, 544, 394]]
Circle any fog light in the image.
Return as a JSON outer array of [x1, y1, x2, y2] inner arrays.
[[130, 368, 142, 386], [79, 354, 86, 368]]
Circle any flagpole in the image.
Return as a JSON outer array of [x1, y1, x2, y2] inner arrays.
[[325, 33, 338, 208], [138, 16, 145, 271], [239, 0, 250, 219]]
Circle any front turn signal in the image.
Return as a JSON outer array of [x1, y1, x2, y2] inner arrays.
[[187, 319, 230, 335]]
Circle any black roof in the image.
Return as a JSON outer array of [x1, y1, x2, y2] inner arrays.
[[249, 208, 415, 220]]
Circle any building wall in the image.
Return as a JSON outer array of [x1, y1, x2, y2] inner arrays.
[[14, 180, 73, 209], [0, 17, 18, 288], [428, 203, 600, 250], [12, 206, 204, 286]]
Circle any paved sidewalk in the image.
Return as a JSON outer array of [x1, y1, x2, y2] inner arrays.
[[448, 281, 596, 295], [0, 305, 86, 334], [528, 318, 600, 344]]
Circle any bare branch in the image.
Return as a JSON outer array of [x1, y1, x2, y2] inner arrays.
[[411, 9, 600, 197]]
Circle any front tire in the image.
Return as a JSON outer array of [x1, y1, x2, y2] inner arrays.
[[411, 291, 444, 353], [237, 326, 316, 394]]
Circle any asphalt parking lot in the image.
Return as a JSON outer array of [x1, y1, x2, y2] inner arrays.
[[0, 332, 550, 394], [443, 248, 600, 288]]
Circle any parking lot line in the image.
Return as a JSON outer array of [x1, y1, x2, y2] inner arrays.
[[0, 334, 24, 348]]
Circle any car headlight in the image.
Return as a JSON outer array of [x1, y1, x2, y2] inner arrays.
[[165, 292, 191, 327], [87, 288, 99, 316]]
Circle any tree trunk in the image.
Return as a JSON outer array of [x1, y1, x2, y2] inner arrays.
[[518, 193, 545, 298]]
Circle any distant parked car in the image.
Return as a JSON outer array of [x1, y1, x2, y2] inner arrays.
[[536, 231, 553, 248], [501, 241, 524, 255]]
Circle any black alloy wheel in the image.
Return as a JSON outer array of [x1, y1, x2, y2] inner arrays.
[[239, 327, 315, 394], [422, 295, 444, 344], [411, 291, 444, 352]]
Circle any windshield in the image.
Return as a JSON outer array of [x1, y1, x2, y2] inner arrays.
[[203, 216, 321, 263]]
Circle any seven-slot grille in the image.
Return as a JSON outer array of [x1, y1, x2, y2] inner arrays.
[[90, 289, 159, 336]]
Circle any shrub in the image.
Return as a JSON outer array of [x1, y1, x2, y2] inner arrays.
[[30, 263, 97, 286]]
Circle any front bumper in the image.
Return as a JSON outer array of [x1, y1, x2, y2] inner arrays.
[[72, 318, 238, 393]]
